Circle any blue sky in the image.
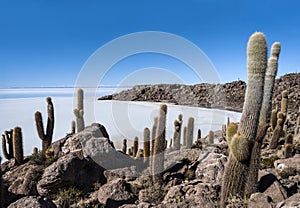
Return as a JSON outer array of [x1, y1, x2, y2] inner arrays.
[[1, 0, 300, 87]]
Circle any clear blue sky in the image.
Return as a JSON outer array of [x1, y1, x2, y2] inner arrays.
[[1, 0, 300, 87]]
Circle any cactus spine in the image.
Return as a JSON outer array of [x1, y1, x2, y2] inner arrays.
[[186, 117, 194, 148], [132, 136, 139, 158], [153, 104, 167, 184], [173, 114, 182, 151], [74, 89, 85, 132], [35, 97, 54, 153], [221, 32, 267, 207], [12, 127, 24, 165], [284, 133, 293, 158], [246, 41, 281, 194], [122, 139, 127, 154], [143, 128, 150, 164], [2, 130, 13, 160]]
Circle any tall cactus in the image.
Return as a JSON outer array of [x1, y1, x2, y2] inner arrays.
[[221, 32, 267, 207], [35, 97, 54, 153], [153, 104, 167, 184], [186, 117, 194, 148], [2, 130, 13, 160], [13, 127, 24, 165], [246, 41, 281, 194], [143, 128, 150, 164], [270, 108, 278, 131], [74, 88, 85, 132], [173, 114, 183, 150], [284, 133, 293, 158]]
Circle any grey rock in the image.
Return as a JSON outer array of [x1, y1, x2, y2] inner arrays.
[[37, 151, 104, 196], [276, 193, 300, 208], [97, 178, 135, 208], [248, 193, 273, 208], [8, 196, 56, 208]]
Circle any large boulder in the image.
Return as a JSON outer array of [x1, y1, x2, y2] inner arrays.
[[8, 196, 56, 208], [248, 193, 273, 208], [97, 178, 136, 208], [37, 151, 105, 196]]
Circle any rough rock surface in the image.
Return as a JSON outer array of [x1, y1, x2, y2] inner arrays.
[[37, 151, 105, 196], [7, 196, 56, 208], [97, 178, 136, 208]]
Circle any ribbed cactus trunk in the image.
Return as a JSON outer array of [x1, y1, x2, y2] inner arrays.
[[35, 97, 54, 153], [150, 117, 158, 174], [143, 128, 150, 164], [13, 127, 24, 165], [269, 116, 284, 149], [173, 114, 182, 151], [153, 104, 167, 185], [74, 88, 85, 132], [71, 120, 76, 134], [2, 130, 13, 160], [270, 108, 278, 131], [221, 32, 267, 207], [186, 117, 194, 148], [246, 42, 281, 195]]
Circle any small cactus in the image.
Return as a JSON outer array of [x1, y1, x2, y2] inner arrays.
[[186, 117, 194, 148], [2, 130, 13, 160], [281, 90, 288, 116], [183, 126, 187, 147], [143, 128, 150, 164], [208, 130, 214, 145], [197, 129, 201, 140], [35, 97, 54, 153], [74, 89, 85, 132], [12, 127, 24, 165], [122, 139, 127, 154], [269, 116, 284, 149], [284, 133, 293, 158], [270, 109, 278, 131], [173, 114, 183, 151], [33, 147, 38, 155], [133, 137, 139, 158], [128, 147, 133, 156], [153, 104, 167, 184], [71, 120, 76, 134]]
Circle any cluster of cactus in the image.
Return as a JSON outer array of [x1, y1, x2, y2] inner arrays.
[[152, 104, 167, 184], [2, 127, 24, 165], [73, 88, 85, 133], [35, 97, 54, 153], [221, 32, 281, 206], [269, 112, 285, 149]]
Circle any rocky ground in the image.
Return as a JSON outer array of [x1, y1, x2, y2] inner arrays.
[[1, 122, 300, 208], [1, 73, 299, 207]]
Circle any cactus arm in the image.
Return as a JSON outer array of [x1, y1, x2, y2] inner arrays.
[[35, 111, 46, 141]]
